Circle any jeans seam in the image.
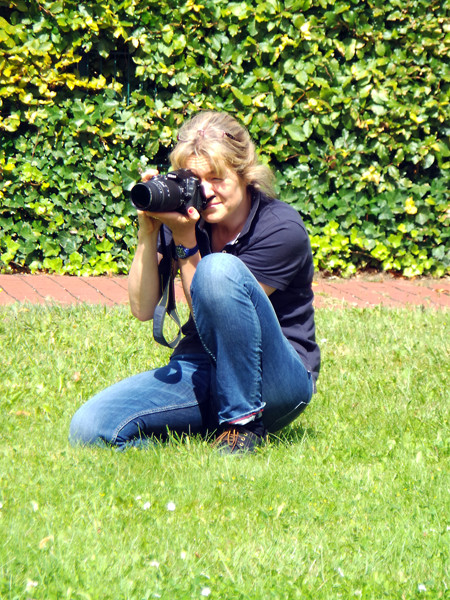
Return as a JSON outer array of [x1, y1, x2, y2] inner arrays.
[[190, 293, 217, 364], [192, 275, 265, 422]]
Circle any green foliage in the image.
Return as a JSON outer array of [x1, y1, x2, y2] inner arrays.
[[0, 0, 449, 276]]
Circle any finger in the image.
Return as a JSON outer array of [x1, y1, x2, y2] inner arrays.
[[137, 210, 156, 218], [187, 207, 200, 222], [137, 210, 160, 224], [141, 168, 159, 182]]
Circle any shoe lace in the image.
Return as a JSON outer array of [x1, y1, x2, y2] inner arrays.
[[213, 427, 248, 451]]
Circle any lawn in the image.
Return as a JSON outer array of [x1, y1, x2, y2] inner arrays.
[[0, 303, 448, 599]]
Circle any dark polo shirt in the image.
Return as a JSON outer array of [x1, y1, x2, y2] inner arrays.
[[166, 190, 321, 384]]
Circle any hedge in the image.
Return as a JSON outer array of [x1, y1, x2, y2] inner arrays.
[[0, 0, 449, 277]]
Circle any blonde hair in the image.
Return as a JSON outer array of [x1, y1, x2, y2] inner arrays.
[[170, 111, 275, 197]]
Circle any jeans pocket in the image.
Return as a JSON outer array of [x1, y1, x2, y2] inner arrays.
[[264, 371, 313, 433], [265, 398, 311, 433]]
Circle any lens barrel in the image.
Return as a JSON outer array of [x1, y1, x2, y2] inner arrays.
[[130, 178, 183, 212]]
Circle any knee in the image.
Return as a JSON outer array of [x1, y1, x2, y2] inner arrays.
[[192, 253, 243, 302], [69, 403, 108, 447], [69, 410, 90, 445], [195, 252, 239, 279]]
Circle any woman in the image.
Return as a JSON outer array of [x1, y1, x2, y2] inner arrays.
[[69, 111, 320, 453]]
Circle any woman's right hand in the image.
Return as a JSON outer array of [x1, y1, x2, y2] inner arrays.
[[136, 168, 161, 236], [128, 167, 163, 321], [137, 210, 162, 236]]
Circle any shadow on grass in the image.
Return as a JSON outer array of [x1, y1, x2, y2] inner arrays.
[[69, 425, 318, 453], [165, 425, 319, 450], [268, 423, 318, 447]]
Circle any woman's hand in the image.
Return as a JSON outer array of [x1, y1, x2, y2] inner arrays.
[[140, 167, 159, 182], [136, 210, 162, 237], [148, 206, 200, 248], [136, 168, 161, 237]]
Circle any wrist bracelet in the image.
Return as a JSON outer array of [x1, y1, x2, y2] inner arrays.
[[175, 243, 199, 259]]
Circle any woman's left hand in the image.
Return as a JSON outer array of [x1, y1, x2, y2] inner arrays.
[[146, 206, 200, 248]]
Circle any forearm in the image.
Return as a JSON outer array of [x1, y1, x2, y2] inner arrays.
[[128, 230, 161, 321], [177, 251, 201, 312], [172, 229, 199, 313], [128, 194, 200, 319]]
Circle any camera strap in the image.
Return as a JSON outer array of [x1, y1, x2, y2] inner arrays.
[[152, 228, 182, 349]]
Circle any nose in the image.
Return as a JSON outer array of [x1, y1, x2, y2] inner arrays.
[[201, 180, 215, 199]]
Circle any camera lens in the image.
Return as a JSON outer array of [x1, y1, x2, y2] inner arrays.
[[130, 177, 182, 212]]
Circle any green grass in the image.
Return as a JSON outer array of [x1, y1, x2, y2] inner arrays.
[[0, 303, 448, 599]]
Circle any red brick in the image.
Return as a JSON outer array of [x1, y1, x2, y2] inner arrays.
[[0, 274, 448, 309]]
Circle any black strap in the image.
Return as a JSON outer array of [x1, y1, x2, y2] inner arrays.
[[152, 229, 182, 348]]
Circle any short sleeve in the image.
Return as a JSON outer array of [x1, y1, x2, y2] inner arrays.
[[236, 209, 311, 291]]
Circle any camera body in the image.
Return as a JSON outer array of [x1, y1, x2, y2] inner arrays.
[[130, 169, 207, 214]]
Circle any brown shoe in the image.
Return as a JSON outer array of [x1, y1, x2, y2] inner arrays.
[[213, 425, 266, 455]]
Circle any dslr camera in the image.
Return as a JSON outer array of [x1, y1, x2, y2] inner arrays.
[[130, 169, 207, 213]]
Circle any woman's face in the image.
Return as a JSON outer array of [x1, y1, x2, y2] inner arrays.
[[185, 155, 250, 226]]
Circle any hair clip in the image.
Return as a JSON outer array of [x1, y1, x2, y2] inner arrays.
[[177, 130, 238, 142]]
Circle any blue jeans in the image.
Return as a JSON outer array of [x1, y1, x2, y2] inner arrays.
[[69, 254, 313, 448]]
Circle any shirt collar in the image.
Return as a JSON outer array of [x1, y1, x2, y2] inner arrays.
[[197, 188, 262, 244]]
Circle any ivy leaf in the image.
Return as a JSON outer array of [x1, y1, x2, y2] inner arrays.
[[423, 154, 435, 169], [95, 239, 114, 252], [295, 70, 309, 86], [285, 123, 306, 142], [0, 236, 20, 264], [303, 120, 313, 139], [335, 38, 357, 61], [230, 86, 252, 106]]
